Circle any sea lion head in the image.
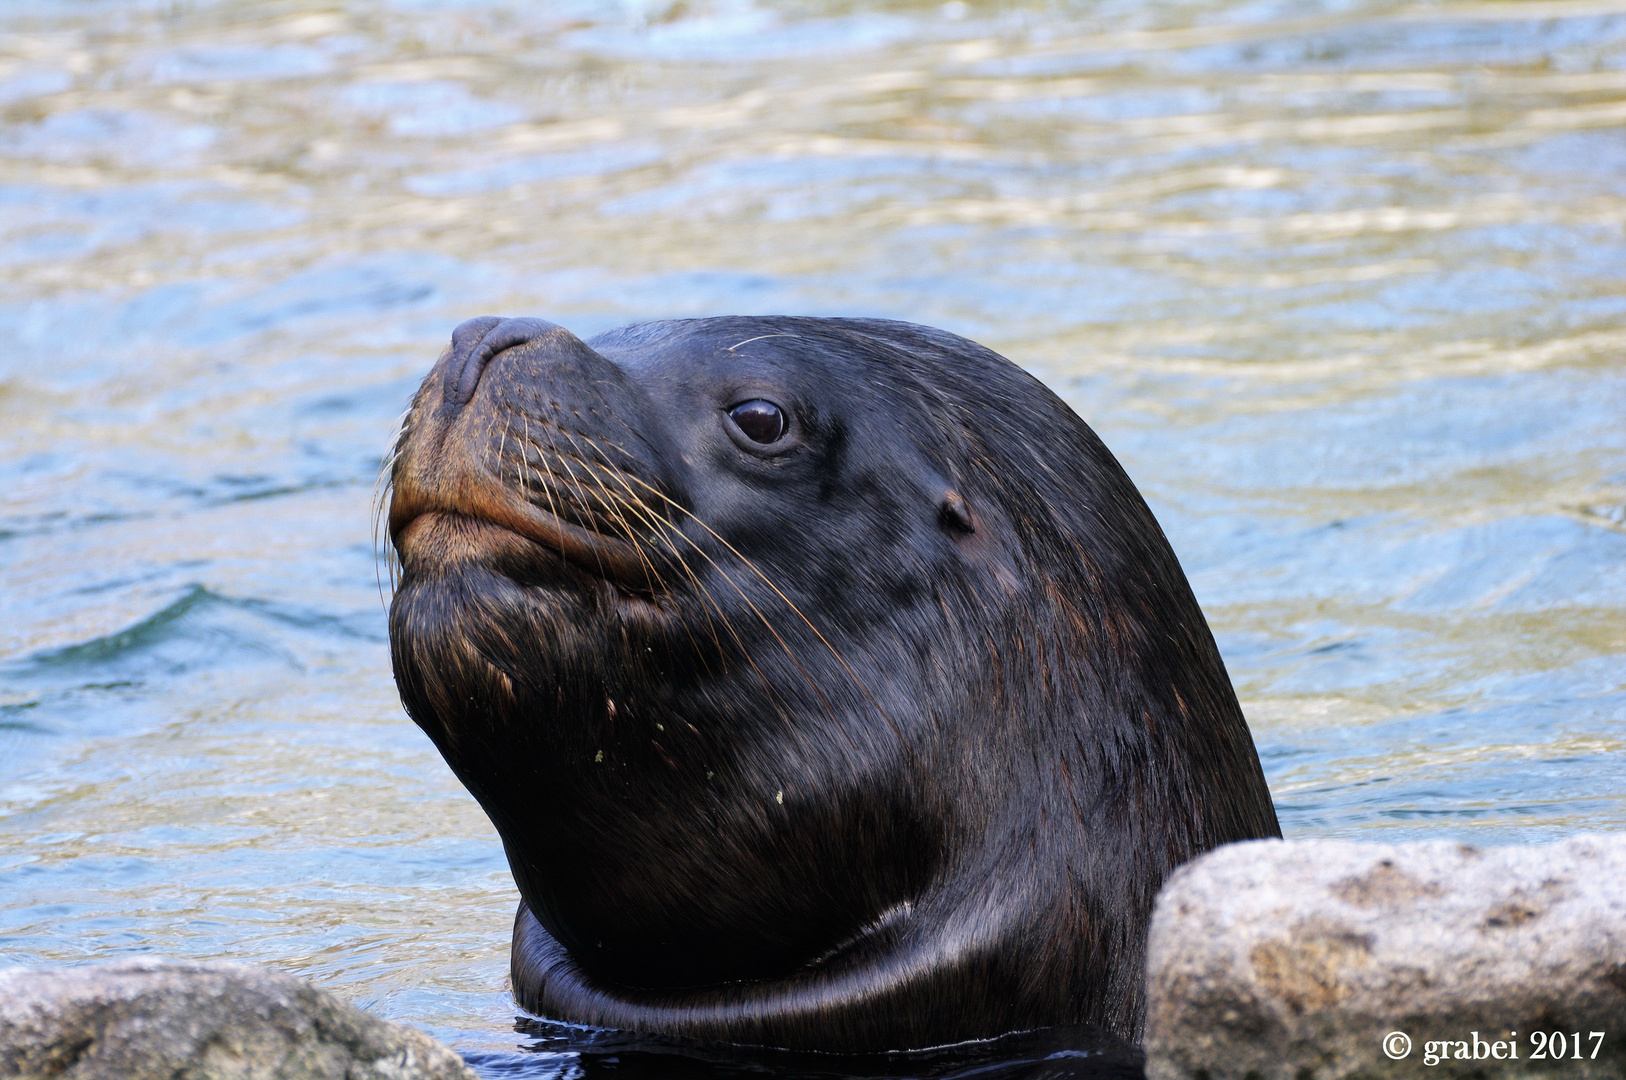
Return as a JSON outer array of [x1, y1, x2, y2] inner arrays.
[[386, 314, 1277, 1048]]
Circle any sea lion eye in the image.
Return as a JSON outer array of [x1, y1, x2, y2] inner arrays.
[[728, 399, 785, 444]]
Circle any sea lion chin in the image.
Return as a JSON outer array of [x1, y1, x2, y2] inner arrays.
[[385, 314, 1280, 1052]]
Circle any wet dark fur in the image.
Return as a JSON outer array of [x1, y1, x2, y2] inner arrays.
[[386, 315, 1280, 1053]]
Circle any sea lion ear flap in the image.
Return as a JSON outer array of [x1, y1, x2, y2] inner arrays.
[[939, 489, 976, 535]]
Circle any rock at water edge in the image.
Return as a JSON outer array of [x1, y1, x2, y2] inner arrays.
[[1145, 834, 1626, 1080], [0, 957, 479, 1080]]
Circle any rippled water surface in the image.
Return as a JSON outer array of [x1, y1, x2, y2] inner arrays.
[[2, 0, 1624, 1075]]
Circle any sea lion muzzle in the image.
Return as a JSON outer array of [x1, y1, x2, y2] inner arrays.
[[389, 318, 688, 594]]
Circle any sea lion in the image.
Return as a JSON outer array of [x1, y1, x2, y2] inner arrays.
[[386, 314, 1280, 1053]]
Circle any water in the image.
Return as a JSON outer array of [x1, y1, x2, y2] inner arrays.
[[1, 0, 1622, 1075]]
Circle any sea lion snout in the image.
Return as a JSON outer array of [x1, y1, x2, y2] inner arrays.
[[389, 316, 691, 592]]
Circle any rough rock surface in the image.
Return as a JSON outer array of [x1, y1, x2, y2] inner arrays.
[[1145, 833, 1626, 1079], [0, 958, 478, 1080]]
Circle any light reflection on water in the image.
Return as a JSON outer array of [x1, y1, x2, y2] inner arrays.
[[1, 0, 1623, 1074]]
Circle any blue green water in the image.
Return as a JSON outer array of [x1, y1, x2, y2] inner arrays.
[[2, 0, 1623, 1075]]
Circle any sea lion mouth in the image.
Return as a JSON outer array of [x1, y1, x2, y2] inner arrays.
[[390, 484, 662, 594]]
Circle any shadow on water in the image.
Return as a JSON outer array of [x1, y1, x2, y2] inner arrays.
[[463, 1021, 1144, 1080], [0, 585, 391, 765], [15, 584, 382, 679]]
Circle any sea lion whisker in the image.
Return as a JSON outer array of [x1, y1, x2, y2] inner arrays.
[[568, 462, 670, 598], [542, 427, 689, 607], [536, 421, 618, 583], [561, 429, 686, 559], [621, 537, 796, 724], [552, 430, 743, 684], [513, 420, 727, 675], [387, 407, 414, 463], [587, 475, 851, 737], [725, 333, 801, 352], [372, 438, 403, 599], [550, 424, 669, 557], [563, 463, 800, 725], [570, 463, 684, 588], [584, 474, 740, 678], [521, 415, 574, 569], [619, 471, 893, 734], [559, 448, 831, 722], [513, 415, 531, 513], [597, 496, 738, 679], [558, 429, 743, 675], [514, 424, 552, 565]]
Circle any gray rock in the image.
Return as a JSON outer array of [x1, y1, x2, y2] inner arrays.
[[1145, 834, 1626, 1079], [0, 958, 478, 1080]]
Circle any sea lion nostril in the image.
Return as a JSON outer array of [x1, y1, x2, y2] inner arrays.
[[449, 315, 503, 355], [443, 316, 561, 410]]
